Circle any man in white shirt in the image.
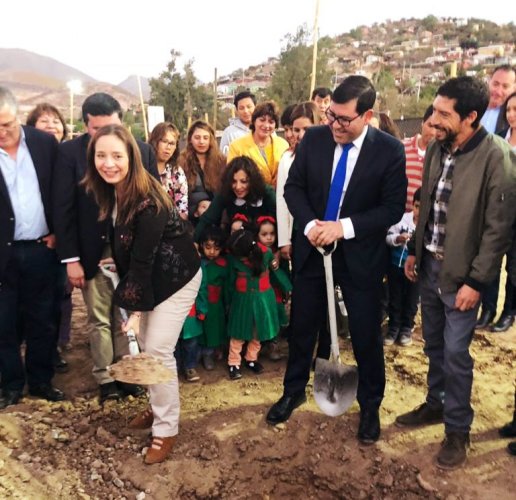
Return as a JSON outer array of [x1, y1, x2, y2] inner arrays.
[[480, 64, 515, 134], [0, 86, 65, 408]]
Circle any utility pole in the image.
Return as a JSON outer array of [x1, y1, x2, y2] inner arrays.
[[213, 67, 218, 130], [137, 75, 148, 141], [309, 0, 321, 98]]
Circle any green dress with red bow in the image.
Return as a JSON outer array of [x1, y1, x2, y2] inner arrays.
[[227, 244, 287, 341]]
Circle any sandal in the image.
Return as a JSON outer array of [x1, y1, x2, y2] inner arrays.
[[128, 408, 153, 429], [144, 435, 176, 464]]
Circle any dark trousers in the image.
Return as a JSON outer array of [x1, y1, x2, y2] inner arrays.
[[176, 336, 200, 370], [420, 254, 478, 433], [283, 253, 385, 410], [57, 266, 73, 346], [387, 264, 420, 331], [481, 256, 516, 315], [0, 241, 59, 391]]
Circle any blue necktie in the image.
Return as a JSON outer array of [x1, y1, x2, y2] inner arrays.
[[324, 143, 353, 221]]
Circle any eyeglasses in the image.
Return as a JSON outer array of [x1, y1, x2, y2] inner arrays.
[[325, 109, 362, 128], [0, 119, 18, 132], [159, 139, 177, 148]]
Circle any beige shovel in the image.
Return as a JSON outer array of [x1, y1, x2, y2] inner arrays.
[[100, 265, 174, 385], [313, 244, 358, 416]]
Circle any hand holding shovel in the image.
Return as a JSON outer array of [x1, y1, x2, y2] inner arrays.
[[99, 264, 174, 385]]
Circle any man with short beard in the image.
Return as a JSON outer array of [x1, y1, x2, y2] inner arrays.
[[396, 77, 516, 470]]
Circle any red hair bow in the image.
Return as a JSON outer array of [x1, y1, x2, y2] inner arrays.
[[232, 213, 249, 223], [256, 215, 276, 225]]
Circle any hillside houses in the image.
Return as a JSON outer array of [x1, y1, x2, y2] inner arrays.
[[214, 17, 515, 102]]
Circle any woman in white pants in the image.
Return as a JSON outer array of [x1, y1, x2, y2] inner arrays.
[[83, 124, 201, 464]]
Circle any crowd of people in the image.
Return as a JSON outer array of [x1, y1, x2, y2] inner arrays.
[[0, 65, 515, 467]]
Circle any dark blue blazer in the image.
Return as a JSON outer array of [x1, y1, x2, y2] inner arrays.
[[53, 133, 158, 280], [284, 125, 407, 288], [0, 126, 58, 279]]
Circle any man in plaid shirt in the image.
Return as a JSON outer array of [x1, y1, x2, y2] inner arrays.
[[395, 77, 516, 470]]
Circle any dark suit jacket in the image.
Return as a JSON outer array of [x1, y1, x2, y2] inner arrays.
[[53, 133, 158, 280], [284, 125, 406, 288], [0, 126, 58, 279], [495, 110, 509, 134]]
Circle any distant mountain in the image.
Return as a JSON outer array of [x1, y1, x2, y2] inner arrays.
[[0, 48, 96, 85], [0, 48, 141, 120], [118, 75, 151, 100]]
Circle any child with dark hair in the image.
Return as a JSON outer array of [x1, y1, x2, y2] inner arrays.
[[256, 217, 292, 322], [384, 188, 421, 346], [226, 229, 281, 379], [198, 225, 229, 370], [255, 216, 292, 360]]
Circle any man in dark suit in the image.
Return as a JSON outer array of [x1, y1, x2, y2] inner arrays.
[[53, 93, 158, 402], [0, 86, 65, 408], [476, 65, 516, 332], [266, 76, 406, 444]]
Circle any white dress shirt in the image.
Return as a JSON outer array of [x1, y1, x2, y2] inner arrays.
[[0, 127, 49, 240], [304, 125, 368, 240]]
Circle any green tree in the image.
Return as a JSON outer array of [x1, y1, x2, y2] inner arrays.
[[266, 25, 333, 107], [149, 50, 214, 132], [421, 15, 438, 31], [373, 68, 396, 93]]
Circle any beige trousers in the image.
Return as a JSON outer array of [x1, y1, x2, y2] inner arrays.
[[139, 269, 202, 437], [82, 246, 128, 385]]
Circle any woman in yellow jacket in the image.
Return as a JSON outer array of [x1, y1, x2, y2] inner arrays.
[[227, 101, 288, 187]]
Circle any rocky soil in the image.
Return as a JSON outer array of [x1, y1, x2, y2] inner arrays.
[[0, 290, 514, 499]]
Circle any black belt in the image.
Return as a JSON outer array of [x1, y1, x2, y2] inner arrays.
[[13, 237, 46, 245]]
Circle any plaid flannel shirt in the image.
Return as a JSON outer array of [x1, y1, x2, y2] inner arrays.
[[424, 148, 456, 257]]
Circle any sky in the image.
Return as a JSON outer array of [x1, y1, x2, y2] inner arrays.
[[3, 1, 513, 85]]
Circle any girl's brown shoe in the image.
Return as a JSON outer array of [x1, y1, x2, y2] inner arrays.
[[128, 408, 153, 429], [144, 436, 176, 464]]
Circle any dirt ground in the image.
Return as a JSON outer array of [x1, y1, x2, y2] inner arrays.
[[0, 288, 514, 500]]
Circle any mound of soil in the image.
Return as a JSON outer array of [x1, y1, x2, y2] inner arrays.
[[0, 290, 514, 499]]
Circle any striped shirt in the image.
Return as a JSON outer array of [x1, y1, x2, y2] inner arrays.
[[403, 135, 425, 211]]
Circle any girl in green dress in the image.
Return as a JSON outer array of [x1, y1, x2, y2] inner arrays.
[[198, 225, 229, 370], [255, 216, 292, 361], [226, 229, 280, 380]]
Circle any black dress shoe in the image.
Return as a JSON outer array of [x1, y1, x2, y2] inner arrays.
[[117, 382, 146, 398], [508, 441, 516, 456], [475, 309, 495, 330], [0, 390, 22, 409], [266, 392, 306, 425], [54, 354, 69, 374], [29, 384, 65, 402], [499, 418, 516, 438], [490, 314, 515, 333], [358, 407, 380, 444], [99, 382, 123, 403], [244, 360, 264, 374]]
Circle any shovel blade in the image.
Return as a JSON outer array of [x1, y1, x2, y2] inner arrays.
[[108, 354, 174, 385], [313, 358, 358, 417]]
